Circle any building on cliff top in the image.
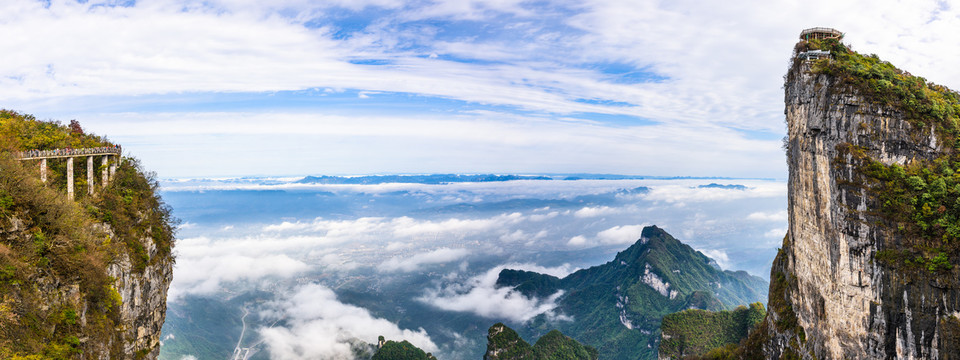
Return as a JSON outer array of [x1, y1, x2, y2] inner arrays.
[[797, 27, 843, 61], [797, 49, 831, 61], [800, 27, 843, 41]]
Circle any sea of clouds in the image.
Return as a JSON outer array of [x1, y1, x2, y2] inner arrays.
[[160, 177, 787, 359]]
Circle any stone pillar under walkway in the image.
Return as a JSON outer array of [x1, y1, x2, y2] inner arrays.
[[67, 157, 74, 200], [102, 156, 109, 186], [87, 156, 94, 195], [40, 158, 47, 183]]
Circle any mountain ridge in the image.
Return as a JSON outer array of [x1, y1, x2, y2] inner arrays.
[[499, 225, 768, 360]]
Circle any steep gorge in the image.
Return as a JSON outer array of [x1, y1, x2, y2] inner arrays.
[[752, 37, 960, 358]]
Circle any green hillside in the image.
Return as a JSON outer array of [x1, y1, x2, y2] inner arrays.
[[484, 323, 597, 360], [373, 338, 437, 360], [0, 110, 176, 358], [500, 226, 768, 360], [658, 303, 765, 359]]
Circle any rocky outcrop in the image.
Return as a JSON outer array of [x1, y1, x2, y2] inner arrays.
[[759, 48, 960, 358], [483, 323, 597, 360], [108, 234, 174, 358], [485, 323, 533, 360]]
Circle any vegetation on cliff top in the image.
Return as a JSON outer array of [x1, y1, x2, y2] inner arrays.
[[484, 323, 597, 360], [372, 339, 437, 360], [658, 302, 765, 359], [0, 110, 176, 358], [799, 38, 960, 145]]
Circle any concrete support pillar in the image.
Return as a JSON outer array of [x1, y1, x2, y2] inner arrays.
[[109, 157, 117, 181], [40, 158, 47, 183], [67, 157, 74, 200], [87, 156, 94, 195], [102, 156, 109, 186]]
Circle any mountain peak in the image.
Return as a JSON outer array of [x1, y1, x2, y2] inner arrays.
[[639, 224, 668, 239], [497, 225, 768, 359]]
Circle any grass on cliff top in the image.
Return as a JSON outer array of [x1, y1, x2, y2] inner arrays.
[[0, 109, 177, 358], [800, 38, 960, 146]]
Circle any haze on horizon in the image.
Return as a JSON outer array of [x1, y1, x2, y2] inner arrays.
[[4, 0, 959, 178]]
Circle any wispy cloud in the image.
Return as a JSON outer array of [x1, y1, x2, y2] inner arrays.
[[565, 224, 647, 247], [746, 210, 788, 222], [573, 205, 623, 218], [170, 251, 309, 300], [698, 248, 731, 270], [417, 263, 576, 322], [643, 182, 786, 204], [260, 283, 437, 359], [379, 247, 470, 272]]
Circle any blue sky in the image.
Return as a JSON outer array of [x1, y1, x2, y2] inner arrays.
[[4, 0, 960, 177]]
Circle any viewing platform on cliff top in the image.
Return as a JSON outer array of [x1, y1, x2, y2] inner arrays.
[[800, 27, 843, 41], [14, 146, 123, 200]]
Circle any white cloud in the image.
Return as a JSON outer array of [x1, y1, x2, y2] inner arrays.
[[565, 224, 647, 247], [747, 210, 788, 222], [499, 229, 548, 243], [260, 284, 437, 360], [378, 247, 470, 272], [643, 182, 786, 203], [698, 249, 731, 270], [417, 263, 575, 322], [567, 235, 587, 246], [169, 253, 309, 300], [595, 224, 647, 245], [573, 206, 620, 218], [764, 227, 787, 239]]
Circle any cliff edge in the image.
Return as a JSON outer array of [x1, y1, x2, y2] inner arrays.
[[749, 34, 960, 359], [0, 110, 175, 359]]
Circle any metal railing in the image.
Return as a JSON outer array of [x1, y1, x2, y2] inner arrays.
[[16, 146, 122, 160]]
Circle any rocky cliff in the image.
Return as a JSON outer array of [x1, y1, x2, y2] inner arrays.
[[752, 38, 960, 358], [0, 111, 175, 359]]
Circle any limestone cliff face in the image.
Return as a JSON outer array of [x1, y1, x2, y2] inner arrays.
[[107, 231, 174, 358], [4, 219, 173, 359], [759, 55, 960, 358]]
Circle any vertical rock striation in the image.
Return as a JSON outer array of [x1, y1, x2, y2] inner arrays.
[[759, 44, 960, 358], [108, 234, 174, 359]]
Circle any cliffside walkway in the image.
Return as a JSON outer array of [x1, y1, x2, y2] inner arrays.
[[15, 146, 122, 200]]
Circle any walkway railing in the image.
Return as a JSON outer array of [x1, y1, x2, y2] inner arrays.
[[17, 146, 121, 160]]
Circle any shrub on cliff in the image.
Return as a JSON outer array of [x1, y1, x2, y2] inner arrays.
[[0, 110, 176, 358]]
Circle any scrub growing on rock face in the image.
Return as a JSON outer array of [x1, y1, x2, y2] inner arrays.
[[751, 33, 960, 359]]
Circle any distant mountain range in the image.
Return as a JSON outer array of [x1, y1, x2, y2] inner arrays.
[[498, 226, 768, 360], [296, 174, 553, 185], [293, 174, 771, 185]]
